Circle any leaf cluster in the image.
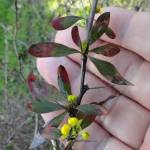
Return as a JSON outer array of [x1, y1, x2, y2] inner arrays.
[[28, 11, 133, 149]]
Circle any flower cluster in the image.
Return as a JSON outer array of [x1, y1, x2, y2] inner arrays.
[[60, 117, 90, 141]]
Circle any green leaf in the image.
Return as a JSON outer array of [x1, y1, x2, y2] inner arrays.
[[89, 25, 107, 45], [105, 27, 116, 39], [40, 125, 61, 140], [71, 26, 82, 48], [28, 42, 78, 57], [90, 44, 120, 57], [48, 112, 66, 128], [27, 100, 64, 113], [51, 16, 83, 30], [28, 79, 67, 105], [90, 57, 133, 85], [77, 104, 101, 116], [58, 65, 72, 96], [89, 12, 110, 44]]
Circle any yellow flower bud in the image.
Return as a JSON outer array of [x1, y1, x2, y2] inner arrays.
[[60, 124, 71, 136], [68, 117, 79, 127], [67, 95, 77, 103], [81, 131, 90, 140]]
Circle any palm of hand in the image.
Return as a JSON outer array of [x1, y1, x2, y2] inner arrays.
[[37, 7, 150, 150]]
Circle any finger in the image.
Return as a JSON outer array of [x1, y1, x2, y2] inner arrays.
[[37, 56, 150, 149], [96, 137, 133, 150], [140, 125, 150, 150], [74, 123, 110, 150], [96, 95, 150, 150], [100, 7, 150, 62], [55, 27, 150, 110], [74, 123, 133, 150]]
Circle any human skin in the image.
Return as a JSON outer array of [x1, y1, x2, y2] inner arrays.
[[37, 7, 150, 150]]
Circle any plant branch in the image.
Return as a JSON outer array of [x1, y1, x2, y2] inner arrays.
[[77, 0, 98, 105], [77, 55, 87, 105]]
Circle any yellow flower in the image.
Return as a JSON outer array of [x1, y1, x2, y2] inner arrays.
[[67, 95, 77, 103], [81, 131, 90, 140], [68, 117, 79, 127], [60, 124, 71, 136]]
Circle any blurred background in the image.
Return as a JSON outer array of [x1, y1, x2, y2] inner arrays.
[[0, 0, 149, 149]]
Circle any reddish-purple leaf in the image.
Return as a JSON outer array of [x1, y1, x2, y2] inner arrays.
[[58, 65, 72, 95], [27, 77, 68, 105], [90, 44, 120, 57], [71, 26, 82, 48], [89, 12, 110, 44], [51, 16, 83, 30], [95, 12, 110, 27], [105, 27, 116, 39], [28, 42, 78, 57]]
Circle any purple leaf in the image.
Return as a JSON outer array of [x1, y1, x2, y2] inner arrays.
[[28, 42, 78, 57], [105, 27, 116, 39], [51, 16, 83, 30], [90, 44, 120, 57], [71, 26, 82, 48], [58, 65, 72, 95], [89, 12, 110, 44]]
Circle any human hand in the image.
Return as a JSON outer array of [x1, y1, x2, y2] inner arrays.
[[37, 7, 150, 150]]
